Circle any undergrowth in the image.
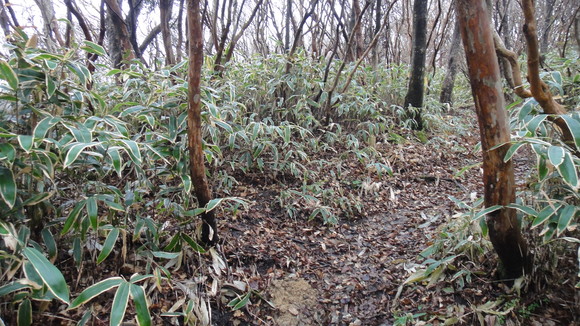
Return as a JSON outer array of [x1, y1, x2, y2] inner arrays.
[[0, 32, 473, 325]]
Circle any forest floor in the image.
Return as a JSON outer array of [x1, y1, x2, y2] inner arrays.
[[210, 108, 579, 325], [35, 108, 579, 326]]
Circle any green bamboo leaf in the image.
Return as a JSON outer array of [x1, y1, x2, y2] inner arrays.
[[559, 115, 580, 149], [110, 282, 130, 326], [151, 251, 180, 259], [82, 41, 106, 56], [227, 292, 251, 310], [532, 204, 561, 229], [472, 205, 503, 222], [181, 232, 206, 253], [41, 228, 58, 262], [0, 60, 18, 90], [46, 75, 56, 97], [107, 148, 122, 176], [181, 174, 191, 193], [22, 191, 53, 206], [557, 152, 579, 188], [0, 143, 16, 163], [556, 205, 576, 236], [507, 204, 538, 217], [76, 309, 92, 326], [70, 277, 123, 309], [504, 142, 525, 162], [97, 228, 119, 264], [130, 284, 151, 326], [64, 124, 92, 143], [525, 114, 548, 134], [129, 274, 153, 284], [17, 299, 31, 326], [0, 282, 30, 297], [118, 140, 141, 164], [64, 142, 99, 168], [0, 166, 16, 209], [23, 247, 70, 304], [86, 196, 98, 230], [103, 200, 125, 212], [547, 145, 565, 167], [17, 135, 33, 152], [61, 200, 86, 234], [33, 116, 60, 140], [205, 198, 223, 212]]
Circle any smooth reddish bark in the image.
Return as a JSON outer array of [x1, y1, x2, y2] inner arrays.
[[457, 0, 530, 280]]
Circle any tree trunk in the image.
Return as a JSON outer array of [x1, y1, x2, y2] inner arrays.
[[348, 0, 364, 61], [105, 0, 135, 68], [439, 19, 461, 105], [540, 0, 556, 54], [160, 0, 176, 65], [576, 9, 580, 53], [33, 0, 66, 49], [457, 0, 530, 280], [187, 0, 218, 246], [285, 0, 292, 53], [372, 0, 382, 67], [403, 0, 427, 130], [522, 0, 578, 155]]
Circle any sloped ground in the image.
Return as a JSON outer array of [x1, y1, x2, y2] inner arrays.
[[217, 113, 579, 325], [10, 110, 578, 325]]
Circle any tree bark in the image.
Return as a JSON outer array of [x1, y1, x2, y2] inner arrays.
[[439, 19, 461, 105], [457, 0, 530, 280], [34, 0, 66, 49], [105, 0, 136, 68], [187, 0, 218, 246], [540, 0, 556, 54], [160, 0, 176, 65], [575, 9, 580, 53], [522, 0, 577, 155], [403, 0, 428, 130]]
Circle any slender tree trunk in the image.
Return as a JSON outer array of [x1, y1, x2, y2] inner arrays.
[[0, 5, 11, 36], [285, 0, 292, 53], [105, 0, 136, 68], [457, 0, 530, 280], [176, 0, 185, 62], [439, 19, 461, 105], [403, 0, 427, 130], [372, 0, 382, 67], [187, 0, 218, 245], [522, 0, 578, 155], [540, 0, 556, 54], [34, 0, 66, 49], [575, 7, 580, 54], [160, 0, 176, 65]]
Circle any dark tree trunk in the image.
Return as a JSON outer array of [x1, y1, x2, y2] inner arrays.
[[285, 0, 292, 52], [575, 8, 580, 53], [176, 0, 185, 62], [439, 20, 461, 105], [187, 0, 218, 246], [403, 0, 428, 130], [160, 0, 176, 65], [540, 0, 556, 54], [105, 0, 135, 68], [457, 0, 530, 280], [372, 0, 382, 67]]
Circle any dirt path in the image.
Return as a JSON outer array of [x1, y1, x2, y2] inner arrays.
[[220, 128, 490, 324]]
